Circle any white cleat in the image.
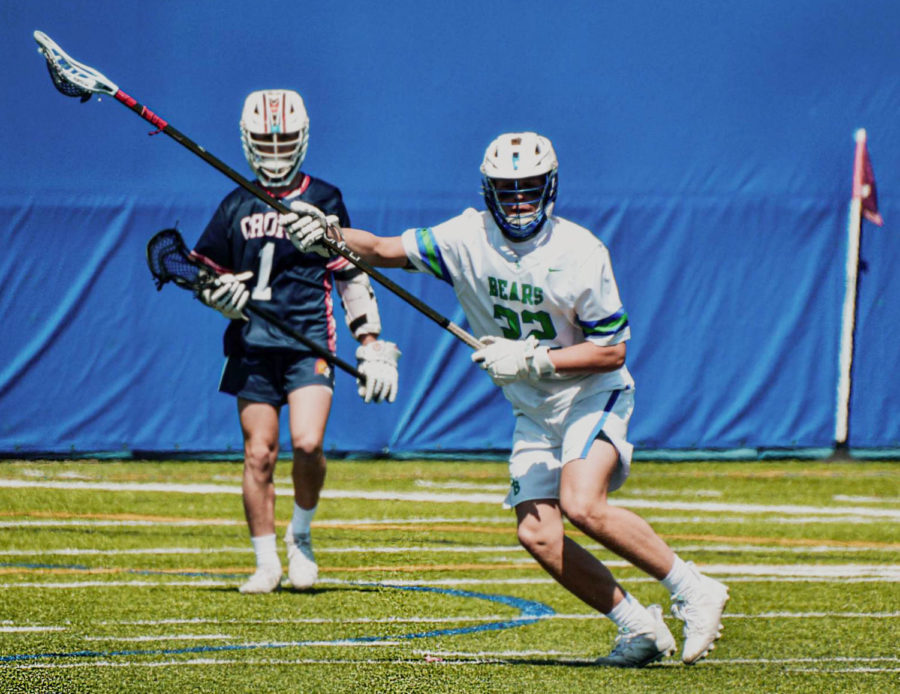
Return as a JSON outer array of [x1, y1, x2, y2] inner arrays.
[[670, 563, 730, 664], [285, 530, 318, 590], [238, 565, 282, 594], [596, 604, 676, 668]]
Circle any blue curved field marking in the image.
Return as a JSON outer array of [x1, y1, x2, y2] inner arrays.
[[0, 580, 554, 663]]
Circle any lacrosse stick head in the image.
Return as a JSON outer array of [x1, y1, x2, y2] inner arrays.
[[34, 30, 119, 102], [146, 228, 212, 293]]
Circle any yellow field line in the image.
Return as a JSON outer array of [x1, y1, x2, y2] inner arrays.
[[0, 510, 218, 523], [321, 523, 514, 535], [0, 563, 537, 576], [1, 511, 895, 550], [659, 532, 899, 550], [643, 469, 891, 480], [0, 511, 516, 535], [320, 563, 533, 573]]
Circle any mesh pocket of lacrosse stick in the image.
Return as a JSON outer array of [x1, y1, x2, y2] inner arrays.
[[34, 30, 119, 102], [43, 60, 92, 101], [146, 228, 211, 293]]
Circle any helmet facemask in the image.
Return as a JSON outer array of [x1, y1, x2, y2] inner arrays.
[[480, 132, 559, 241], [240, 90, 309, 188], [482, 172, 558, 241]]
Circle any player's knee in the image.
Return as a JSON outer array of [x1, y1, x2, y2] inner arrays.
[[516, 517, 562, 559], [244, 441, 278, 478], [290, 433, 324, 462], [560, 491, 611, 534]]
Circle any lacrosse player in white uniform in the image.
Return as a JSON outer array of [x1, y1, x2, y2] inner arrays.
[[281, 132, 729, 666]]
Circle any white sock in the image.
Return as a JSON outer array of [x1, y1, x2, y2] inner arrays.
[[661, 554, 700, 596], [290, 503, 317, 538], [250, 534, 280, 571], [605, 592, 655, 634]]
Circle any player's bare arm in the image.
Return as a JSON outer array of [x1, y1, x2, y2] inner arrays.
[[472, 336, 626, 386], [339, 227, 409, 268], [547, 341, 626, 374]]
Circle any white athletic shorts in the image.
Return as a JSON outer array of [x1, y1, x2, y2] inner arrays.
[[503, 387, 635, 509]]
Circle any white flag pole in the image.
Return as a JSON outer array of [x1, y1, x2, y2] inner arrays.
[[833, 128, 867, 449]]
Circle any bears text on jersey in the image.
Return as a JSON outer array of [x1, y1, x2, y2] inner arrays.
[[487, 276, 544, 306]]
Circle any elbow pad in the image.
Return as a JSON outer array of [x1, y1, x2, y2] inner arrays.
[[336, 269, 382, 338]]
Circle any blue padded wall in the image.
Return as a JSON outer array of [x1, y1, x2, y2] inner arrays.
[[2, 1, 899, 455]]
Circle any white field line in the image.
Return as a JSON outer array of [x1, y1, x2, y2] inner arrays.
[[539, 611, 900, 620], [413, 481, 722, 498], [0, 580, 235, 589], [414, 650, 900, 665], [619, 488, 724, 498], [1, 478, 898, 519], [832, 495, 899, 504], [98, 616, 532, 626], [401, 576, 899, 585], [4, 611, 895, 635], [644, 514, 889, 525], [83, 634, 235, 642], [788, 667, 900, 673], [0, 516, 509, 529], [1, 562, 898, 590], [700, 563, 900, 578], [667, 543, 895, 554], [6, 656, 899, 672], [0, 479, 490, 506], [1, 537, 895, 577], [0, 515, 889, 529], [3, 659, 404, 671], [85, 610, 894, 627], [413, 480, 508, 491]]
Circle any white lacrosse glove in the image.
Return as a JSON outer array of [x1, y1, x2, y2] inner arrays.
[[471, 335, 556, 386], [280, 200, 339, 257], [201, 271, 253, 320], [356, 340, 401, 403]]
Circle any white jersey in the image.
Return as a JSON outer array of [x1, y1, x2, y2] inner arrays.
[[400, 208, 634, 415]]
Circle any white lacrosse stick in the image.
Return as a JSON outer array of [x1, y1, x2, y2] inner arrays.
[[34, 30, 484, 351]]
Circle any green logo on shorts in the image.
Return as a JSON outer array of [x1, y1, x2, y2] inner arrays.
[[511, 479, 520, 496]]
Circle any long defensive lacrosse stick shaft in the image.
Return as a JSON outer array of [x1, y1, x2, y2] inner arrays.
[[244, 304, 362, 380], [34, 30, 482, 350]]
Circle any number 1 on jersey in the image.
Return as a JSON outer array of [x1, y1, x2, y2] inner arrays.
[[251, 242, 274, 301]]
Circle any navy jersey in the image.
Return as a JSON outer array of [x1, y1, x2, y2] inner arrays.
[[192, 174, 353, 356]]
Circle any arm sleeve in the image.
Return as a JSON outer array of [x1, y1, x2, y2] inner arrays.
[[400, 227, 453, 283], [335, 267, 382, 338], [399, 211, 472, 284], [573, 245, 631, 346]]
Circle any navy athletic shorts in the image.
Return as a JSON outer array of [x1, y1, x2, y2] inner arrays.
[[219, 350, 336, 407]]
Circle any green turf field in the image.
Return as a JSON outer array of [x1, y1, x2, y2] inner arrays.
[[0, 459, 896, 693]]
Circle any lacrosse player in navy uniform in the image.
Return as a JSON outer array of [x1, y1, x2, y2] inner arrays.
[[194, 90, 400, 594], [282, 132, 729, 666]]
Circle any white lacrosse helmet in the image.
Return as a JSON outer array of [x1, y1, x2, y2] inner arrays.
[[240, 89, 310, 188], [480, 132, 559, 241]]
